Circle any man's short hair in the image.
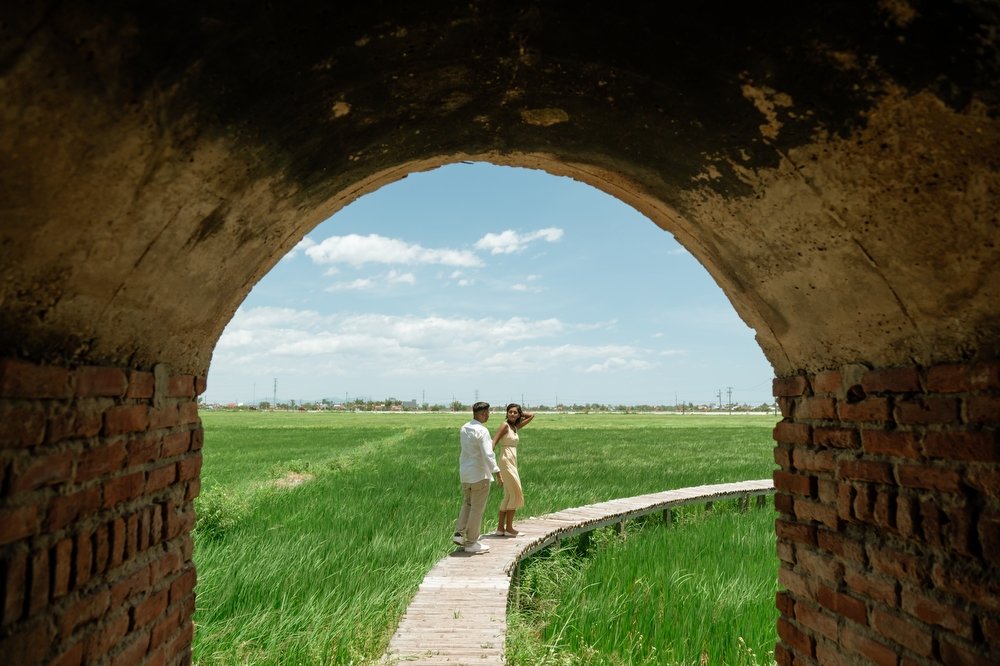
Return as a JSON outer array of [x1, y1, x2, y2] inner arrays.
[[472, 401, 490, 414]]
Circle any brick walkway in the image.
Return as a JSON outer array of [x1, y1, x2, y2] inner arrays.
[[383, 479, 774, 665]]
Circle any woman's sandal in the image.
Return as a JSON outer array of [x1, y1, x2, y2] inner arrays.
[[493, 529, 507, 537]]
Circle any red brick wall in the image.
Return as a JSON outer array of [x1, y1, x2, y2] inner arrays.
[[773, 361, 1000, 665], [4, 355, 997, 663], [0, 358, 202, 665]]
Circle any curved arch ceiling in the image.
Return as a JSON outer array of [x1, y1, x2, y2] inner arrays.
[[1, 3, 997, 377]]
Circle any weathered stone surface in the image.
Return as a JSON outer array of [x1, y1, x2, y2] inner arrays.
[[1, 3, 997, 376]]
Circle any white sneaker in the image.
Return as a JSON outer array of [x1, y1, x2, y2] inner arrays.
[[465, 541, 490, 554], [452, 533, 465, 546]]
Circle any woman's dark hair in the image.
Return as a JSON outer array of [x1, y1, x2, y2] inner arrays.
[[505, 403, 523, 429]]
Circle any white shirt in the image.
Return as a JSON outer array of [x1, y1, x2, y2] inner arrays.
[[459, 418, 500, 483]]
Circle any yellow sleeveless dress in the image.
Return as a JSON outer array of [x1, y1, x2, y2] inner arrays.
[[498, 426, 524, 510]]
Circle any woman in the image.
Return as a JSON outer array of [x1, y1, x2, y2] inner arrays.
[[492, 403, 534, 536]]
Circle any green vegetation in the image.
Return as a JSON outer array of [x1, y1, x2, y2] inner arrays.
[[506, 502, 777, 665], [193, 411, 778, 664]]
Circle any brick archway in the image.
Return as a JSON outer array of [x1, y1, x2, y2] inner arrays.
[[1, 3, 998, 664]]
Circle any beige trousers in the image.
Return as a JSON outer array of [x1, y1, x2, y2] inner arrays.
[[455, 479, 491, 545]]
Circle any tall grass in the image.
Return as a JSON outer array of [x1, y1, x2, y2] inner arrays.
[[506, 502, 777, 665], [193, 411, 778, 664]]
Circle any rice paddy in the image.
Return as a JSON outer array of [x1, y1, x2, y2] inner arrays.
[[193, 411, 778, 664]]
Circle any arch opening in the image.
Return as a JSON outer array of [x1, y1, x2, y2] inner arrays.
[[204, 161, 775, 411], [192, 161, 780, 661]]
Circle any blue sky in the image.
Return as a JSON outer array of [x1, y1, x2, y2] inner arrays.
[[205, 162, 774, 407]]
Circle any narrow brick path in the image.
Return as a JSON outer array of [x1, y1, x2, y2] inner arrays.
[[383, 479, 774, 665]]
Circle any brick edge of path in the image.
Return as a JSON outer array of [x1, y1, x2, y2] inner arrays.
[[383, 479, 775, 665]]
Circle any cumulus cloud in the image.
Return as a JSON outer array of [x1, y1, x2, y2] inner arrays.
[[323, 269, 416, 291], [208, 307, 679, 403], [214, 308, 606, 370], [476, 343, 657, 376], [386, 270, 416, 284], [474, 227, 564, 255], [217, 306, 679, 382], [325, 278, 375, 292], [223, 306, 325, 331], [280, 236, 317, 261], [582, 357, 655, 373], [223, 307, 564, 343], [446, 270, 474, 287], [306, 233, 483, 267]]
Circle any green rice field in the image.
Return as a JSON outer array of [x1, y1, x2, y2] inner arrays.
[[193, 411, 779, 665]]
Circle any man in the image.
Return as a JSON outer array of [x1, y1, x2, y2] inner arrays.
[[453, 401, 502, 554]]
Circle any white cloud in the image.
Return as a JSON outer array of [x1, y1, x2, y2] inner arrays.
[[214, 308, 585, 375], [582, 357, 655, 373], [447, 270, 474, 287], [325, 278, 375, 292], [306, 233, 483, 267], [476, 343, 657, 376], [218, 309, 667, 368], [224, 306, 325, 330], [208, 308, 712, 404], [324, 270, 415, 292], [512, 283, 541, 293], [386, 270, 416, 284], [227, 307, 561, 339], [474, 227, 564, 255], [280, 236, 317, 261]]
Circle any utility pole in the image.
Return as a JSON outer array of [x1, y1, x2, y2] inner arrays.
[[716, 389, 722, 411], [727, 386, 733, 414], [273, 378, 277, 408]]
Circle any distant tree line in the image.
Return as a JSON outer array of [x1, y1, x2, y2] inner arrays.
[[203, 398, 777, 414]]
